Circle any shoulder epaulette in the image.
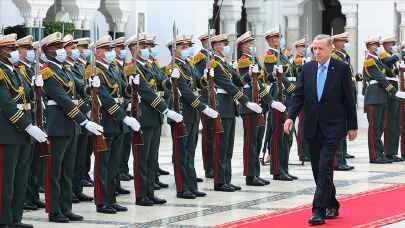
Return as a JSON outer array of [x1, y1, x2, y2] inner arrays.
[[40, 65, 54, 80], [0, 68, 5, 80], [84, 66, 103, 79], [163, 65, 171, 76], [124, 63, 135, 77], [153, 60, 161, 68], [264, 54, 277, 64], [379, 51, 389, 60], [192, 52, 206, 65], [238, 57, 251, 69], [210, 59, 218, 69], [364, 58, 376, 68], [18, 65, 28, 77], [294, 57, 302, 65]]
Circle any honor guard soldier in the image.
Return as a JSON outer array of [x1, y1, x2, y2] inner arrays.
[[363, 37, 405, 163], [41, 32, 103, 222], [331, 32, 355, 171], [74, 37, 94, 187], [380, 36, 403, 162], [236, 31, 286, 186], [0, 33, 48, 228], [16, 36, 47, 211], [291, 38, 310, 164], [262, 28, 297, 181], [193, 30, 216, 178], [124, 33, 182, 206]]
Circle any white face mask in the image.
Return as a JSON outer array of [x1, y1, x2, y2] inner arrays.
[[8, 50, 20, 64], [55, 48, 67, 63], [344, 43, 351, 52], [376, 46, 385, 55]]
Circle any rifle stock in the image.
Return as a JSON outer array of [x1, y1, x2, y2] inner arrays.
[[131, 82, 144, 145]]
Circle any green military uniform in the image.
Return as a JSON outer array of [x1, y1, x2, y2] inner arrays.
[[0, 60, 33, 226], [379, 51, 402, 160], [363, 53, 397, 162], [237, 54, 273, 185], [263, 48, 296, 179], [209, 55, 250, 188], [193, 49, 215, 177], [43, 59, 89, 215], [124, 59, 169, 202]]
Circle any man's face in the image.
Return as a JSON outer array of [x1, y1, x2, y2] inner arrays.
[[265, 36, 280, 48], [383, 42, 395, 53], [130, 43, 151, 59], [367, 43, 378, 53], [213, 41, 225, 55], [333, 40, 345, 50], [96, 46, 112, 62], [64, 43, 77, 56], [114, 45, 124, 55], [44, 42, 63, 60], [18, 46, 30, 60], [175, 43, 188, 57], [312, 38, 332, 64], [240, 41, 252, 53], [201, 39, 208, 49], [0, 46, 17, 62], [296, 46, 305, 56]]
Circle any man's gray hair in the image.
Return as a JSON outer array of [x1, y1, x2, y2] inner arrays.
[[313, 34, 333, 47]]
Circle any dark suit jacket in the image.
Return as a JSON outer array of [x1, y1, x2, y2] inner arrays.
[[288, 58, 358, 140]]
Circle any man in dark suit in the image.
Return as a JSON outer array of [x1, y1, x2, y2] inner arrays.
[[284, 34, 358, 226]]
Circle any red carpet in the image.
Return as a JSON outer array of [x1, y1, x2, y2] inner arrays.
[[216, 184, 405, 228]]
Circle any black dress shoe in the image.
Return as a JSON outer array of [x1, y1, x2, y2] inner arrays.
[[308, 211, 325, 226], [246, 177, 266, 186], [34, 200, 46, 208], [345, 153, 355, 159], [153, 183, 161, 190], [196, 177, 203, 182], [256, 177, 270, 185], [156, 180, 169, 188], [287, 174, 298, 180], [325, 208, 339, 219], [81, 178, 94, 187], [177, 191, 196, 199], [23, 202, 38, 210], [97, 205, 117, 214], [158, 168, 170, 175], [128, 173, 134, 180], [149, 196, 167, 204], [370, 159, 392, 164], [334, 164, 353, 171], [13, 222, 34, 228], [72, 193, 80, 203], [192, 190, 207, 197], [76, 192, 93, 202], [119, 173, 131, 181], [112, 203, 128, 212], [136, 197, 154, 206], [49, 213, 70, 223], [116, 186, 130, 195], [63, 211, 84, 221], [229, 184, 242, 191], [386, 155, 402, 162], [214, 184, 235, 192], [273, 174, 294, 181], [205, 171, 214, 178]]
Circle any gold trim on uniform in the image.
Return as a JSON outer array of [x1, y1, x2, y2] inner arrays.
[[287, 84, 296, 93], [259, 86, 270, 98], [191, 98, 201, 109], [9, 110, 24, 124], [67, 106, 80, 118], [385, 84, 394, 92], [151, 97, 162, 108], [107, 104, 120, 115], [233, 90, 243, 100]]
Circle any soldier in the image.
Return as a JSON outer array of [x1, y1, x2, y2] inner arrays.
[[0, 33, 48, 228], [193, 30, 216, 178], [363, 37, 405, 163], [62, 34, 95, 203], [236, 31, 286, 186], [331, 32, 355, 171], [380, 36, 403, 162], [124, 33, 182, 205], [41, 32, 103, 222], [165, 35, 218, 198], [74, 37, 94, 187], [262, 28, 297, 181]]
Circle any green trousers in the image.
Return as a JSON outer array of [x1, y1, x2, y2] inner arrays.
[[201, 115, 214, 177], [120, 132, 132, 175], [214, 118, 235, 185], [0, 144, 31, 225], [171, 124, 191, 193], [72, 131, 90, 194], [242, 114, 261, 177], [45, 135, 78, 214], [185, 119, 200, 192], [25, 143, 42, 204], [367, 104, 386, 161], [384, 96, 400, 156]]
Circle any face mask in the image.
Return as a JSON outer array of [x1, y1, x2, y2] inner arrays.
[[70, 49, 80, 61], [104, 50, 116, 64], [188, 46, 196, 57], [249, 46, 256, 54], [119, 49, 128, 60], [180, 49, 189, 60], [139, 48, 150, 60], [392, 45, 400, 53], [222, 46, 231, 56], [150, 47, 160, 58], [344, 43, 351, 52], [41, 53, 49, 63], [83, 49, 91, 60], [55, 48, 67, 63], [8, 50, 20, 64], [26, 50, 35, 63]]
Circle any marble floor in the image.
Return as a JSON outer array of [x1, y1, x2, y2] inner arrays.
[[21, 108, 405, 228]]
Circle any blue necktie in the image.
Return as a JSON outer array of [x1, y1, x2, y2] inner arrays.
[[317, 64, 327, 101]]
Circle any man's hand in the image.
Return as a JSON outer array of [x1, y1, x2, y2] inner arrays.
[[347, 130, 358, 141], [283, 119, 294, 134]]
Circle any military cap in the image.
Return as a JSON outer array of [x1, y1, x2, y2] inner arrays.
[[32, 41, 40, 49], [293, 38, 306, 47], [63, 34, 77, 47], [332, 32, 349, 42], [184, 35, 194, 45], [113, 37, 125, 47], [41, 32, 62, 48], [236, 31, 254, 46], [211, 33, 229, 44], [364, 36, 380, 45], [0, 33, 17, 48], [166, 35, 190, 48], [16, 35, 33, 47], [75, 37, 90, 46], [95, 35, 113, 49], [381, 36, 396, 44], [125, 33, 152, 47], [199, 29, 216, 41], [264, 27, 281, 39]]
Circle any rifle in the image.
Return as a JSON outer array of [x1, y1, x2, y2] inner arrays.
[[399, 47, 405, 156], [131, 31, 144, 145], [170, 21, 186, 138], [275, 27, 286, 123], [34, 20, 51, 158], [250, 29, 265, 127], [90, 22, 107, 152], [206, 25, 223, 133]]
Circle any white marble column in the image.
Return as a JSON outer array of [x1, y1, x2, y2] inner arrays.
[[104, 0, 133, 34], [285, 14, 300, 48], [13, 0, 53, 27], [341, 2, 359, 73], [220, 0, 242, 59], [397, 2, 405, 42], [245, 0, 266, 55], [62, 0, 101, 31]]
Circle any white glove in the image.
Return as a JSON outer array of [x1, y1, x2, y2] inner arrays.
[[232, 61, 238, 70], [271, 101, 286, 112], [203, 68, 215, 80], [25, 124, 48, 143], [34, 75, 44, 87], [89, 76, 100, 88], [395, 91, 405, 99], [123, 116, 140, 131], [249, 64, 259, 75], [86, 111, 91, 119], [82, 120, 104, 135], [202, 106, 219, 119], [126, 103, 132, 112], [246, 102, 262, 114], [275, 65, 283, 74], [165, 109, 183, 123], [129, 74, 140, 86], [171, 68, 180, 79]]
